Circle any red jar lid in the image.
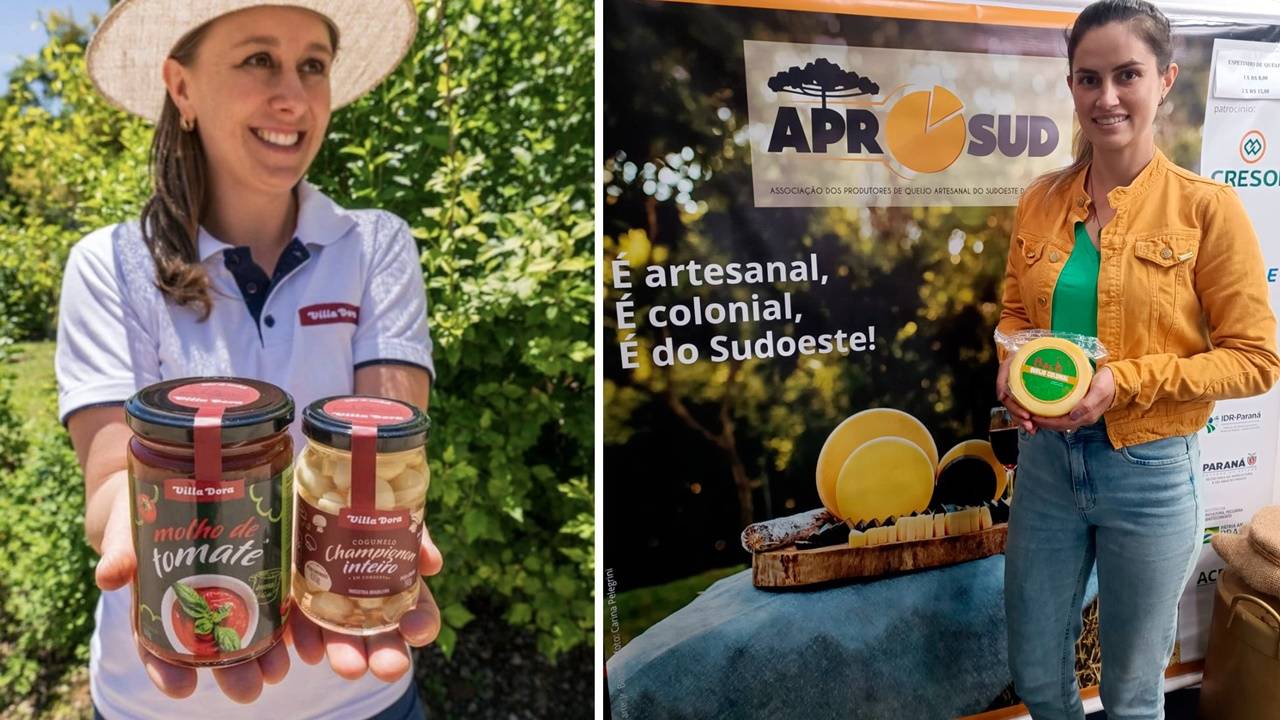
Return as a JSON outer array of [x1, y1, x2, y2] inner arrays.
[[302, 395, 429, 452], [125, 378, 294, 445]]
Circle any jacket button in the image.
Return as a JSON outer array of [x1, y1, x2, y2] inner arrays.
[[1160, 248, 1173, 259], [1049, 251, 1061, 262], [1037, 296, 1047, 306], [1076, 198, 1086, 208]]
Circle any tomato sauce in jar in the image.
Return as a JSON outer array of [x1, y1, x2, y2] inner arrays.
[[125, 378, 294, 667]]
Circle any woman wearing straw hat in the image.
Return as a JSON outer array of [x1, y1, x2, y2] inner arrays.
[[55, 1, 440, 717]]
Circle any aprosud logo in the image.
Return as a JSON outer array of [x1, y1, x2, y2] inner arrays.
[[1241, 130, 1266, 164], [765, 58, 1059, 174]]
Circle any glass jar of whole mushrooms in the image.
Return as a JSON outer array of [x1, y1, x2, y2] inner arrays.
[[292, 396, 430, 635]]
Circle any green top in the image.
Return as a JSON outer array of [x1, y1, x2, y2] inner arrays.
[[1051, 222, 1100, 336]]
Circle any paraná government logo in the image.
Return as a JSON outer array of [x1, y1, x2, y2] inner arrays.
[[765, 58, 1060, 175]]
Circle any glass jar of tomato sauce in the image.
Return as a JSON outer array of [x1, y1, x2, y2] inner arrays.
[[124, 378, 294, 668], [293, 396, 430, 635]]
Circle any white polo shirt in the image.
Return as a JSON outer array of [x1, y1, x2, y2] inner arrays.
[[55, 181, 434, 720]]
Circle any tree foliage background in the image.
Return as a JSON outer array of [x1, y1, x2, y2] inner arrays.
[[0, 0, 592, 711]]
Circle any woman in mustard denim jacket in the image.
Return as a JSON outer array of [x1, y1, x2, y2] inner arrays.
[[995, 1, 1280, 718]]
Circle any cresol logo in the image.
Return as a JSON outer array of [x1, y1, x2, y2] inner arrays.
[[1210, 130, 1276, 187], [1241, 130, 1266, 164], [764, 59, 1059, 174]]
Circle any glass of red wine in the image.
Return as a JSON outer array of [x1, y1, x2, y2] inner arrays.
[[989, 406, 1018, 501]]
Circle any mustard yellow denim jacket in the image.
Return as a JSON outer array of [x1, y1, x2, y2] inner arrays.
[[998, 149, 1280, 448]]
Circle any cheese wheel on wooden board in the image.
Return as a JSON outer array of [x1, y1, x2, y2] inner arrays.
[[834, 436, 934, 525], [934, 439, 1007, 506], [816, 408, 938, 517], [1007, 337, 1093, 417]]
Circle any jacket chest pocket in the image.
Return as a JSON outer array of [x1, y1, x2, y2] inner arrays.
[[1130, 232, 1199, 352], [1017, 232, 1071, 325]]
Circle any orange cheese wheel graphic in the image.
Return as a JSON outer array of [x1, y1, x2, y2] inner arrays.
[[885, 85, 967, 174]]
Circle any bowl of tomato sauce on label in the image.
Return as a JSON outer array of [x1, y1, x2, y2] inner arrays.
[[161, 574, 260, 657]]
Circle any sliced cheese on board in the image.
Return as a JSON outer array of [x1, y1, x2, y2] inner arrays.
[[816, 408, 938, 517], [834, 436, 934, 525], [935, 439, 1007, 504], [1008, 337, 1093, 418]]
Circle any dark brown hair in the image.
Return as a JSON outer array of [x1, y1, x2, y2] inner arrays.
[[140, 15, 339, 319], [1032, 0, 1173, 198]]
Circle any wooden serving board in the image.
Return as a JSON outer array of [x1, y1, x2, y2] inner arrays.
[[752, 523, 1008, 588]]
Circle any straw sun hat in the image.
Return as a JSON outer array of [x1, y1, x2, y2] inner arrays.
[[86, 0, 418, 123], [1212, 506, 1280, 598]]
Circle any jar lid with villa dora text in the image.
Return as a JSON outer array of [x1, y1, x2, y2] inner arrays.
[[301, 396, 430, 452]]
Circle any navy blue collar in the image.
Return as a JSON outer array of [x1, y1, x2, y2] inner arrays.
[[222, 238, 311, 328]]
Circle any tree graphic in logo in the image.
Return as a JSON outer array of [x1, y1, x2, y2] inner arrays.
[[767, 58, 880, 109]]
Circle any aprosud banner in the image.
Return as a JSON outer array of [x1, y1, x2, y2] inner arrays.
[[745, 41, 1073, 206], [604, 1, 1280, 717]]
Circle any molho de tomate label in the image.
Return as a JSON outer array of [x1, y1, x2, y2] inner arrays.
[[743, 40, 1074, 207], [131, 465, 292, 659]]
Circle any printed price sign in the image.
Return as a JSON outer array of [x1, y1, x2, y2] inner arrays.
[[1215, 47, 1280, 99]]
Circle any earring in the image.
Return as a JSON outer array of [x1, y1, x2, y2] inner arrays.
[[1159, 95, 1167, 107], [180, 116, 196, 132]]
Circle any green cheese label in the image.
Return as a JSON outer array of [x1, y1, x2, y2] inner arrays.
[[1020, 347, 1079, 403]]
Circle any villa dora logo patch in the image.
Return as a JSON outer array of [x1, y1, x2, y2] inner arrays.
[[744, 41, 1073, 208], [299, 303, 360, 326]]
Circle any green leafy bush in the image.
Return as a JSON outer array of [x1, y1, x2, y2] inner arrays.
[[0, 420, 94, 705], [0, 333, 92, 708], [0, 15, 150, 339], [0, 1, 593, 690], [0, 333, 25, 475], [309, 0, 595, 657]]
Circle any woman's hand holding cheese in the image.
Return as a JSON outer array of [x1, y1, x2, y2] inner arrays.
[[1030, 365, 1116, 433], [995, 355, 1036, 435]]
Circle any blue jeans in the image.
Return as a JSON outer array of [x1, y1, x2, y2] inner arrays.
[[1005, 420, 1203, 720], [93, 681, 424, 719]]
